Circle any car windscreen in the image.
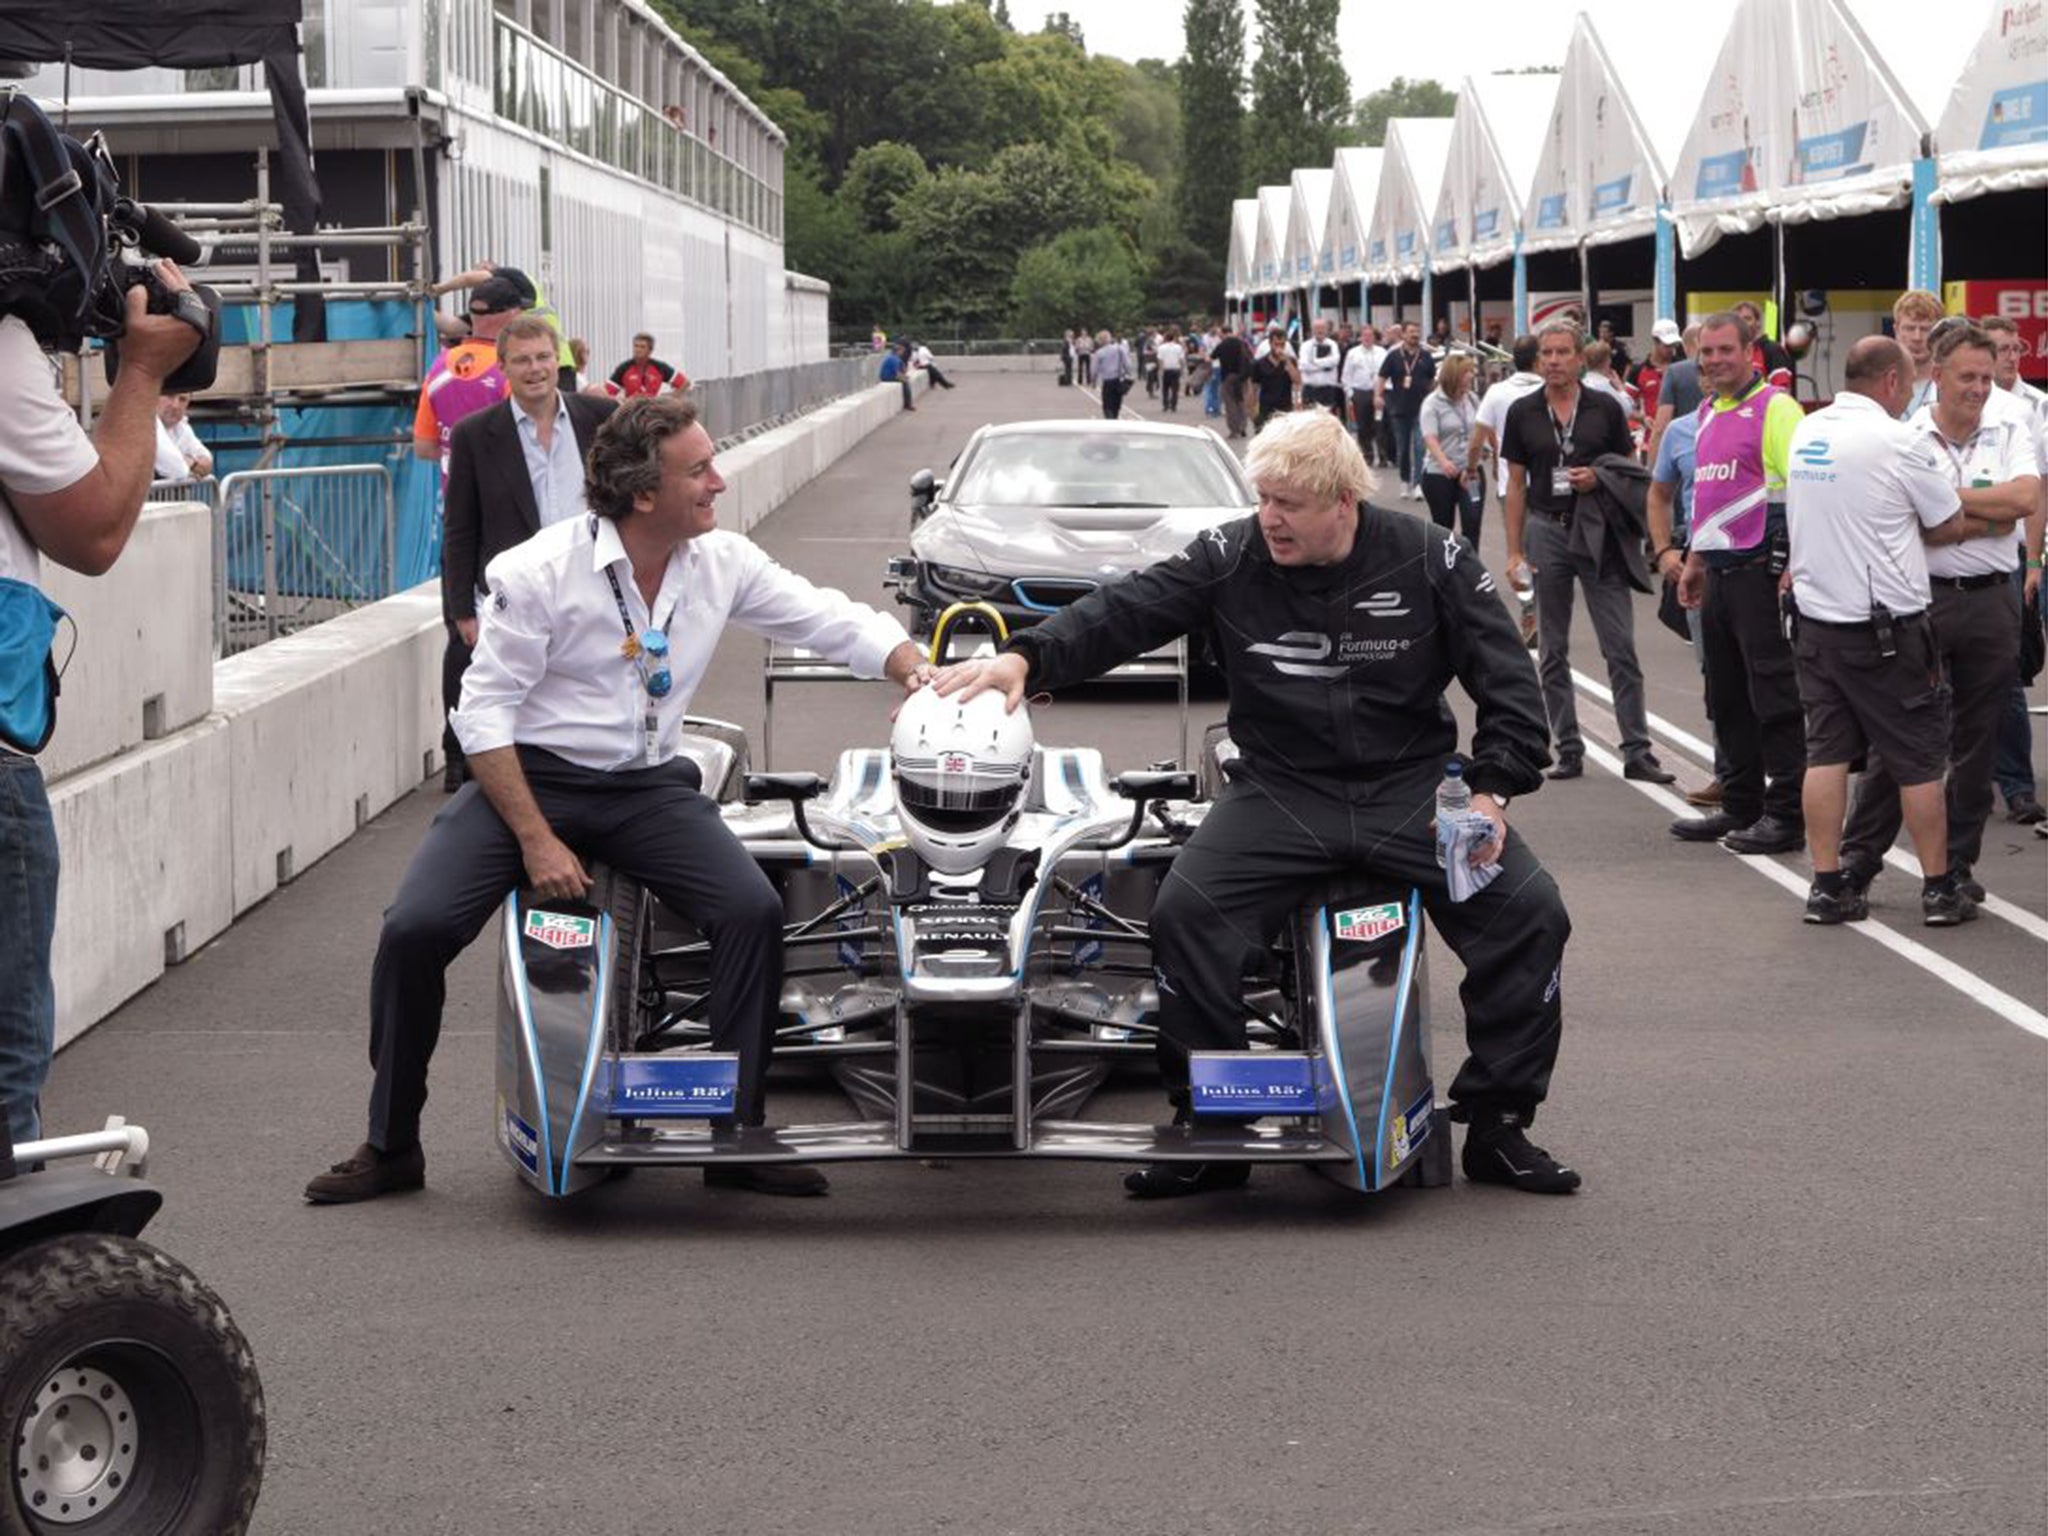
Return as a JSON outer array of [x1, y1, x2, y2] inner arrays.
[[946, 433, 1254, 510]]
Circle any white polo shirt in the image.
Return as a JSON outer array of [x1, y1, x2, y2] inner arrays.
[[1908, 401, 2040, 579], [1788, 392, 1959, 624], [1474, 371, 1544, 495]]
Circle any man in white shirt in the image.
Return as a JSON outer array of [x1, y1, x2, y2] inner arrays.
[[307, 395, 930, 1204], [910, 341, 955, 391], [1836, 325, 2039, 918], [1468, 333, 1544, 501], [1339, 324, 1387, 464], [1297, 317, 1343, 418], [1153, 328, 1187, 412], [1981, 313, 2048, 826], [151, 393, 212, 483], [1788, 337, 1969, 924], [1, 270, 203, 1146]]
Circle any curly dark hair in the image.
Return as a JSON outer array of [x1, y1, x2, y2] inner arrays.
[[585, 395, 703, 521]]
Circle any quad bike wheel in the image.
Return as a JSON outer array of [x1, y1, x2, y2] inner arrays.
[[1, 1233, 264, 1536]]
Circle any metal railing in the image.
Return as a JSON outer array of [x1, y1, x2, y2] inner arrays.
[[692, 355, 886, 445], [212, 465, 399, 657], [147, 474, 219, 506]]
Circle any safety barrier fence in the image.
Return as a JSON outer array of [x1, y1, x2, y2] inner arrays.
[[692, 355, 880, 445], [206, 465, 399, 657]]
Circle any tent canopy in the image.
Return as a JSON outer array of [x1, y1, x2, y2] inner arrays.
[[1284, 167, 1336, 288], [1225, 197, 1262, 299], [1434, 72, 1558, 272], [1669, 0, 1929, 256], [1254, 184, 1292, 293], [1367, 116, 1456, 284], [1326, 146, 1384, 284], [1880, 0, 2048, 201]]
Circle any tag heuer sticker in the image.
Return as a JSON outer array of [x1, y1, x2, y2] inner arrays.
[[1333, 901, 1405, 943], [525, 909, 596, 949]]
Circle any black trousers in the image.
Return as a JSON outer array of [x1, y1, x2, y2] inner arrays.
[[1843, 579, 2020, 870], [1148, 766, 1571, 1122], [1160, 368, 1181, 412], [366, 750, 784, 1149], [1100, 377, 1127, 419], [441, 622, 473, 768], [1420, 473, 1482, 544], [1348, 389, 1379, 462], [1701, 563, 1805, 825]]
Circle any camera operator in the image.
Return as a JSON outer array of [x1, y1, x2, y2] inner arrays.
[[0, 265, 201, 1145]]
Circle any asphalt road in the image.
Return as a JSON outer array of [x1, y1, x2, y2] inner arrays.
[[47, 373, 2048, 1535]]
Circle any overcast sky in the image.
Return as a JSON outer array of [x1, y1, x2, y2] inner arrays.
[[1041, 0, 1938, 100]]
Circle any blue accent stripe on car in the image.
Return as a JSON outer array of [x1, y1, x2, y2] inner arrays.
[[506, 892, 557, 1195], [1369, 891, 1424, 1189], [1312, 906, 1370, 1189], [557, 909, 614, 1195]]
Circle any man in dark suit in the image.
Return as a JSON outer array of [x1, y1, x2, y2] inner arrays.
[[441, 315, 619, 788]]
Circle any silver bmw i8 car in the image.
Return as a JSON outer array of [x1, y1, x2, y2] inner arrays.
[[886, 419, 1256, 643]]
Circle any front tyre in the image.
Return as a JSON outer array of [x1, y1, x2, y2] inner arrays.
[[1, 1233, 265, 1536]]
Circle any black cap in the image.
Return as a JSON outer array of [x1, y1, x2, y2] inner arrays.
[[468, 277, 525, 315], [491, 266, 539, 306]]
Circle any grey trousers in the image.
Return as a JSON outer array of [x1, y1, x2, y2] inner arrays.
[[1844, 579, 2020, 870], [1525, 513, 1651, 760]]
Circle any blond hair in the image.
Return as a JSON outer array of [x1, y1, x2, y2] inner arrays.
[[1892, 289, 1943, 326], [1244, 408, 1370, 507], [1437, 353, 1475, 399]]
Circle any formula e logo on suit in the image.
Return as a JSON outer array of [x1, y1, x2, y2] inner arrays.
[[1794, 438, 1833, 468], [1353, 591, 1410, 618], [1248, 629, 1413, 677]]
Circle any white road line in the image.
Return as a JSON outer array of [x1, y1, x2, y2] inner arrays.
[[1571, 666, 2048, 943], [1579, 739, 2048, 1040], [1078, 382, 1148, 422]]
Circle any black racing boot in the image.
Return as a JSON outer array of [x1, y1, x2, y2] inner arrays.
[[1461, 1110, 1581, 1195], [1123, 1161, 1251, 1199]]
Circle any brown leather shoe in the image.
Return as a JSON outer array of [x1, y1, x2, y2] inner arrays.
[[1684, 778, 1724, 808], [305, 1142, 425, 1204]]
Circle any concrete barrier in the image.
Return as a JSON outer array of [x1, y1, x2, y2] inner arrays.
[[40, 501, 214, 783], [47, 374, 918, 1045]]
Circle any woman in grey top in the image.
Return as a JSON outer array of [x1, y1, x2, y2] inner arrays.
[[1419, 353, 1483, 542]]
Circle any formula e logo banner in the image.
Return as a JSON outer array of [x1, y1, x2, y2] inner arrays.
[[525, 909, 596, 950], [603, 1054, 738, 1117], [1332, 902, 1406, 943], [1189, 1052, 1320, 1115]]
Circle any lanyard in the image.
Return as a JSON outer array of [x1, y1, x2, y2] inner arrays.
[[1927, 423, 1985, 487], [1549, 392, 1580, 459], [595, 517, 679, 762]]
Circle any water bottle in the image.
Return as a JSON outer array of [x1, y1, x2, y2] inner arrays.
[[1435, 761, 1471, 868]]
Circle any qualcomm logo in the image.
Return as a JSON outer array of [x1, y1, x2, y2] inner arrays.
[[1246, 631, 1348, 679], [1794, 438, 1834, 468], [1353, 591, 1410, 618]]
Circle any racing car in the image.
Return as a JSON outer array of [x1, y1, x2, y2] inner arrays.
[[493, 617, 1451, 1202]]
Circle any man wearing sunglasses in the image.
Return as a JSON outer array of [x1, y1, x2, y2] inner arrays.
[[308, 396, 932, 1204]]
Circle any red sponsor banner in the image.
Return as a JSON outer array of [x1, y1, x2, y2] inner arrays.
[[1945, 279, 2048, 382]]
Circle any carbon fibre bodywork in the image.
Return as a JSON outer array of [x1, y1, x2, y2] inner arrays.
[[494, 727, 1449, 1199]]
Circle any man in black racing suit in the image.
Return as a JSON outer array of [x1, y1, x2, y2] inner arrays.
[[934, 410, 1580, 1198]]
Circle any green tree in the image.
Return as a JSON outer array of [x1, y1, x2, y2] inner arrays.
[[1143, 233, 1224, 322], [1010, 226, 1144, 334], [1041, 11, 1086, 49], [1176, 0, 1245, 261], [839, 141, 929, 232], [1244, 0, 1349, 190], [1349, 75, 1457, 148]]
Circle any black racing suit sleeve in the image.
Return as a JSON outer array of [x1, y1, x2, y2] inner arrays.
[[1433, 536, 1553, 798], [1004, 529, 1234, 690]]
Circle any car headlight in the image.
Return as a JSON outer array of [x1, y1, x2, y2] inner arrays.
[[924, 563, 1010, 598]]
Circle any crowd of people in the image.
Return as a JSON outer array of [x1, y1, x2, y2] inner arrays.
[[1091, 297, 2044, 931]]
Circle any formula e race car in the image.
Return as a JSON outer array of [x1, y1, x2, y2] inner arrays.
[[493, 640, 1451, 1203]]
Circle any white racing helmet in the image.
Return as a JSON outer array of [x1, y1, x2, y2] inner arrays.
[[890, 686, 1034, 875]]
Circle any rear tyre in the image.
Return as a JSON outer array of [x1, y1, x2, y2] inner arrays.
[[1, 1233, 265, 1536]]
